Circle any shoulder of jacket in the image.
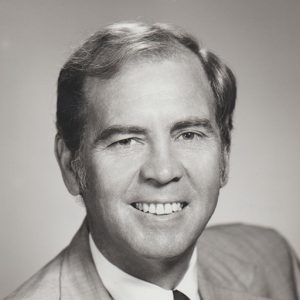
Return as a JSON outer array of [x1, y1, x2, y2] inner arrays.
[[204, 223, 284, 241], [201, 223, 293, 268], [4, 248, 67, 300]]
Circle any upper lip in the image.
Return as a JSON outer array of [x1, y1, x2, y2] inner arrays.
[[130, 198, 189, 205]]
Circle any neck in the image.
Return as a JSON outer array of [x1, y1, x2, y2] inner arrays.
[[96, 238, 195, 289], [129, 248, 195, 289]]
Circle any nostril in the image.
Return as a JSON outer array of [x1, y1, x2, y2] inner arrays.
[[141, 164, 183, 186], [139, 147, 184, 185]]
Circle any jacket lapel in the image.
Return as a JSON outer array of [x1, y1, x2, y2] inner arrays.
[[196, 231, 272, 300], [60, 219, 112, 300], [197, 275, 272, 300]]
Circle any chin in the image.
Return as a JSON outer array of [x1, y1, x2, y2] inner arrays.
[[131, 233, 198, 261]]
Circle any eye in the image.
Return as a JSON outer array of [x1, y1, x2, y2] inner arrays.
[[178, 131, 204, 141], [117, 138, 133, 146], [181, 132, 196, 140], [108, 137, 140, 148]]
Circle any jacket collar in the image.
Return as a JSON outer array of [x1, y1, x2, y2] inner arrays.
[[60, 219, 271, 300], [60, 219, 112, 300]]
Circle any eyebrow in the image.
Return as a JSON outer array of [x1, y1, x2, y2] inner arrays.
[[94, 125, 147, 143]]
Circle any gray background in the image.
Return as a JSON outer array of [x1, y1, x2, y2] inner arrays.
[[1, 0, 299, 297]]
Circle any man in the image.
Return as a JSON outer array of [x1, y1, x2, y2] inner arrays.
[[5, 22, 300, 300]]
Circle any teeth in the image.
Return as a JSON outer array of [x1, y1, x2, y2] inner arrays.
[[134, 202, 185, 215], [143, 203, 149, 213], [149, 204, 156, 214], [156, 204, 164, 215], [164, 203, 172, 214], [172, 203, 178, 212]]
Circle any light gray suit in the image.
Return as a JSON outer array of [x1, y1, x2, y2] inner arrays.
[[5, 219, 300, 300]]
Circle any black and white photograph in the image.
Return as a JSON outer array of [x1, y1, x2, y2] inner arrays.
[[1, 0, 299, 299]]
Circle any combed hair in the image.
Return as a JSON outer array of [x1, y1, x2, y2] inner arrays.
[[57, 21, 236, 157]]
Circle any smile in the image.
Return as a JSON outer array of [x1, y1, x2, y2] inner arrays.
[[132, 202, 187, 215]]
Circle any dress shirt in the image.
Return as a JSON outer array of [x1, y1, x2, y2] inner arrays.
[[89, 234, 200, 300]]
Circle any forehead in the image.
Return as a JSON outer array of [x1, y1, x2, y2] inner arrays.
[[83, 53, 215, 129]]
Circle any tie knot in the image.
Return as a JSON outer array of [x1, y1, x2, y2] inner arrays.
[[173, 289, 190, 300]]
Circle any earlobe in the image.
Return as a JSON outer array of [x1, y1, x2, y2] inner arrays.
[[55, 135, 80, 196], [220, 148, 230, 188]]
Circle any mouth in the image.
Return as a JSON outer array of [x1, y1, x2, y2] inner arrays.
[[131, 202, 188, 216]]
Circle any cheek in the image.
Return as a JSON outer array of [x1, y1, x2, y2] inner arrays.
[[179, 148, 222, 218], [180, 147, 222, 188], [86, 152, 142, 201]]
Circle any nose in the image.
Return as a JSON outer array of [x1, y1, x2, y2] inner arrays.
[[140, 143, 183, 186]]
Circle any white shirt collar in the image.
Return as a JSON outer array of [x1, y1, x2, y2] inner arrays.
[[89, 234, 200, 300]]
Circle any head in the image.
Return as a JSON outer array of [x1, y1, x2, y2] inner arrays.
[[55, 22, 236, 276]]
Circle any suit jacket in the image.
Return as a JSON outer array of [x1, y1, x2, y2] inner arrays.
[[5, 219, 300, 300]]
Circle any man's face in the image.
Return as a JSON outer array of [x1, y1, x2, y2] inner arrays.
[[81, 54, 228, 264]]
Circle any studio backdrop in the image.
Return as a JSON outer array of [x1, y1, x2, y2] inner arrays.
[[0, 0, 299, 297]]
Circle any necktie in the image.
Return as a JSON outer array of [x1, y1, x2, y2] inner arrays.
[[173, 290, 190, 300]]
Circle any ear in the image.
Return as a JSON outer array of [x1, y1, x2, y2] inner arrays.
[[220, 147, 230, 188], [55, 134, 80, 196]]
